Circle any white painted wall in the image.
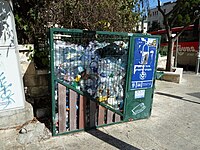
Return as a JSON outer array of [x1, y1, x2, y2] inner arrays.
[[0, 0, 25, 111]]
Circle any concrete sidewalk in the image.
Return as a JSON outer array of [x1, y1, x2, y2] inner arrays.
[[1, 72, 200, 150]]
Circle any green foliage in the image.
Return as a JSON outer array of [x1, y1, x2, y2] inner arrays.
[[13, 0, 146, 69], [148, 21, 161, 32], [169, 0, 200, 27], [176, 14, 182, 24]]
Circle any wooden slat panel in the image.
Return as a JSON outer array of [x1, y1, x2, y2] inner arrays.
[[58, 83, 66, 133], [69, 89, 77, 131], [107, 110, 113, 124], [98, 105, 105, 126], [89, 100, 96, 127], [79, 95, 86, 129], [114, 114, 121, 122]]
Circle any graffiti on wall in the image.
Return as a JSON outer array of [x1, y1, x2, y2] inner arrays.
[[0, 0, 24, 111], [0, 0, 14, 47], [0, 72, 15, 109]]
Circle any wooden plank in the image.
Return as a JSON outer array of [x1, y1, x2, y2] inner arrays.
[[69, 89, 77, 131], [98, 105, 105, 126], [89, 100, 96, 127], [107, 110, 113, 124], [114, 114, 121, 122], [58, 83, 66, 133], [79, 95, 86, 129]]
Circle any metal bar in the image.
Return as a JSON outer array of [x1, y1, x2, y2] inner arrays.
[[195, 18, 200, 74], [196, 53, 200, 74], [96, 31, 129, 36], [50, 28, 56, 136], [55, 119, 125, 136], [50, 28, 83, 34], [97, 120, 124, 128], [175, 37, 178, 67], [57, 79, 84, 95], [79, 95, 86, 129], [58, 83, 66, 133], [55, 128, 85, 136], [69, 89, 77, 131], [123, 36, 134, 120], [98, 105, 105, 125], [98, 102, 124, 116]]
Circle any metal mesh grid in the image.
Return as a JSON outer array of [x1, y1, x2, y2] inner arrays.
[[53, 31, 129, 111]]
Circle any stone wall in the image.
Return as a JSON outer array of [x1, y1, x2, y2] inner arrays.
[[19, 45, 49, 97], [19, 46, 51, 120], [23, 63, 49, 98]]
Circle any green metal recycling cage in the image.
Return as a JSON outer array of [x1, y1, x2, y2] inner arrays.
[[50, 28, 160, 136]]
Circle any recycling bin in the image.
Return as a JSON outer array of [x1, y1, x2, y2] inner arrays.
[[123, 36, 160, 121], [50, 28, 160, 136]]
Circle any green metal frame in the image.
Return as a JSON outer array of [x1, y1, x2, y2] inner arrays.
[[50, 28, 84, 136], [50, 28, 132, 136], [50, 28, 160, 136], [50, 28, 55, 136], [123, 34, 161, 121]]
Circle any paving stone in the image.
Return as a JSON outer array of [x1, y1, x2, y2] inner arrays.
[[0, 73, 200, 150], [16, 121, 51, 145]]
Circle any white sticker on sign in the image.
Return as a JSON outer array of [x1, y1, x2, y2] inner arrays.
[[135, 90, 145, 99]]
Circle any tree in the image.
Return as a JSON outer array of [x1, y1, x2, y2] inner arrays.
[[13, 0, 144, 68], [148, 21, 161, 32], [13, 0, 143, 42], [157, 0, 200, 71]]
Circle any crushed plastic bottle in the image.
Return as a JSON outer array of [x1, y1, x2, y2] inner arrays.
[[54, 39, 129, 110]]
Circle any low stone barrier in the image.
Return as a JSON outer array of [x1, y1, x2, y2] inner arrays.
[[162, 68, 183, 84]]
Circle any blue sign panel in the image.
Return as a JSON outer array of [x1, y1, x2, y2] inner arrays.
[[131, 37, 158, 90]]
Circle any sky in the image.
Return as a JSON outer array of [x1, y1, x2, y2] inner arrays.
[[149, 0, 175, 8]]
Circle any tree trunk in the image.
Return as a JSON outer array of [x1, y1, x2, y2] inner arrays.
[[166, 38, 174, 71]]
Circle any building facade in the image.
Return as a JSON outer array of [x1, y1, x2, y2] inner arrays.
[[147, 1, 176, 31]]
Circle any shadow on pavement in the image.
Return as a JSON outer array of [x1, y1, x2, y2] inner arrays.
[[155, 92, 200, 105], [187, 92, 200, 99], [87, 129, 140, 150]]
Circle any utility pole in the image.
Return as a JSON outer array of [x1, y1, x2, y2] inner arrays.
[[175, 36, 178, 68], [195, 18, 200, 74]]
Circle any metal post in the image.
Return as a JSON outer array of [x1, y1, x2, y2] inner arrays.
[[175, 37, 178, 67], [195, 18, 200, 74]]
